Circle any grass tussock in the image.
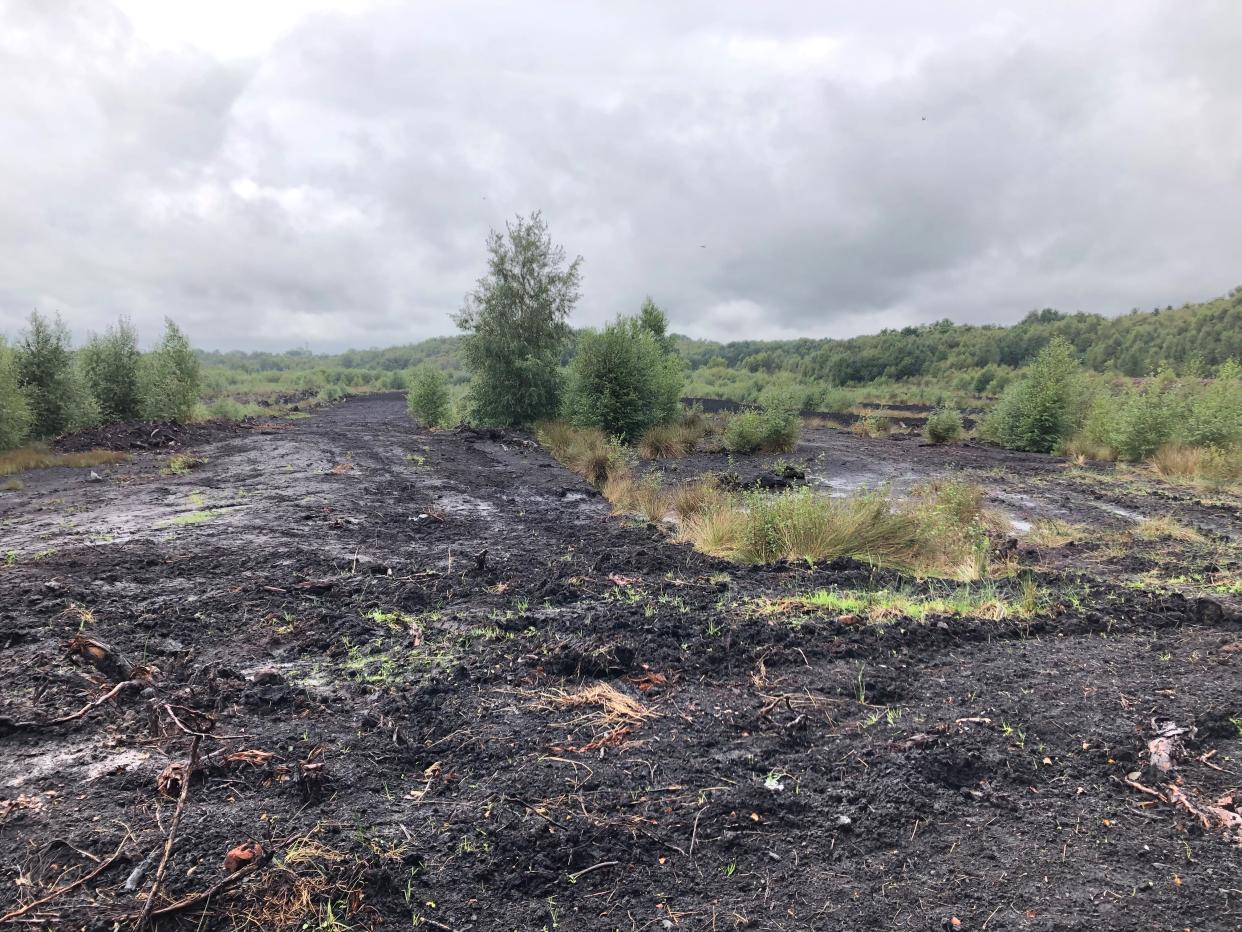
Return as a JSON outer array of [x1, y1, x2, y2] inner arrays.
[[1064, 437, 1116, 463], [676, 502, 748, 558], [802, 415, 849, 429], [537, 419, 996, 580], [1133, 516, 1206, 543], [668, 476, 727, 520], [163, 453, 205, 475], [1148, 443, 1242, 486], [0, 445, 129, 477], [1151, 444, 1203, 478], [681, 481, 991, 580], [1025, 519, 1085, 548], [536, 420, 626, 486], [638, 423, 702, 459], [2, 478, 22, 491], [850, 414, 892, 439], [535, 683, 655, 728]]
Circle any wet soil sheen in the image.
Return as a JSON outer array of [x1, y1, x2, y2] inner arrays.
[[1, 393, 1240, 930]]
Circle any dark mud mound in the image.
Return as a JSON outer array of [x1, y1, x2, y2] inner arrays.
[[53, 418, 255, 453]]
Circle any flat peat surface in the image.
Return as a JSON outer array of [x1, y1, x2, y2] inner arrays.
[[1, 394, 1240, 930]]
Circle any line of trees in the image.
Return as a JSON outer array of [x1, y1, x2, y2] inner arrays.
[[678, 292, 1242, 385], [982, 337, 1241, 469], [0, 312, 201, 450]]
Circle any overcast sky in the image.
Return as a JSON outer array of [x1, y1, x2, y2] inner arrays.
[[1, 1, 1240, 351]]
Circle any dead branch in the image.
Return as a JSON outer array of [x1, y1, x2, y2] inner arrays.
[[5, 679, 141, 731], [116, 853, 269, 922], [1164, 784, 1242, 841], [137, 735, 201, 928], [0, 837, 127, 923], [1123, 776, 1242, 844]]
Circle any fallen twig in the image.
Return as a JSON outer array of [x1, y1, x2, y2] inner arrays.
[[567, 860, 619, 883], [6, 680, 141, 731], [50, 679, 141, 724], [0, 838, 126, 923], [413, 915, 461, 932], [137, 735, 201, 928], [115, 854, 269, 922]]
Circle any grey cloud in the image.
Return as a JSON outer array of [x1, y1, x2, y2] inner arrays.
[[0, 0, 1239, 351]]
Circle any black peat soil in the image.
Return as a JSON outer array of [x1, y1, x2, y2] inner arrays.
[[2, 394, 1240, 930]]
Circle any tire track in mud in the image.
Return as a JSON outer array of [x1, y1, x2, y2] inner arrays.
[[1, 393, 1239, 931]]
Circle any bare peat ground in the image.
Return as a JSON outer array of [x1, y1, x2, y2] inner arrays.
[[1, 393, 1240, 930]]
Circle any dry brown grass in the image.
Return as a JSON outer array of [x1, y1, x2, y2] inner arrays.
[[536, 420, 625, 486], [632, 476, 670, 523], [638, 423, 697, 459], [1151, 445, 1203, 478], [668, 476, 726, 520], [0, 446, 129, 477], [1064, 436, 1116, 462], [849, 415, 892, 439], [239, 834, 356, 929], [677, 481, 991, 580], [675, 502, 746, 559], [802, 415, 848, 429], [1026, 519, 1086, 548], [534, 682, 655, 728], [1133, 516, 1206, 543]]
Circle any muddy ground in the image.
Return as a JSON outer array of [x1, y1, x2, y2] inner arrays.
[[1, 393, 1239, 930]]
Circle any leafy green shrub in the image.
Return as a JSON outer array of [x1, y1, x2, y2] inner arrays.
[[204, 398, 263, 421], [723, 404, 800, 453], [81, 317, 141, 421], [983, 337, 1082, 453], [455, 212, 581, 427], [924, 406, 963, 443], [1187, 359, 1241, 449], [756, 379, 818, 412], [63, 362, 101, 432], [408, 366, 451, 427], [140, 319, 201, 422], [850, 413, 893, 439], [0, 338, 32, 450], [564, 315, 682, 440], [318, 385, 347, 403], [14, 312, 83, 438], [1109, 371, 1183, 462]]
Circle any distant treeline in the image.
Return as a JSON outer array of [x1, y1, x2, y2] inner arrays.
[[675, 289, 1242, 382], [199, 287, 1242, 383]]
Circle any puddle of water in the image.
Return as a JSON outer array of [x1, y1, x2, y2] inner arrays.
[[810, 469, 922, 498], [1097, 502, 1143, 523], [436, 492, 497, 517], [2, 740, 155, 791]]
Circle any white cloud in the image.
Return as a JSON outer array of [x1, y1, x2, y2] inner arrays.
[[0, 0, 1239, 350]]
